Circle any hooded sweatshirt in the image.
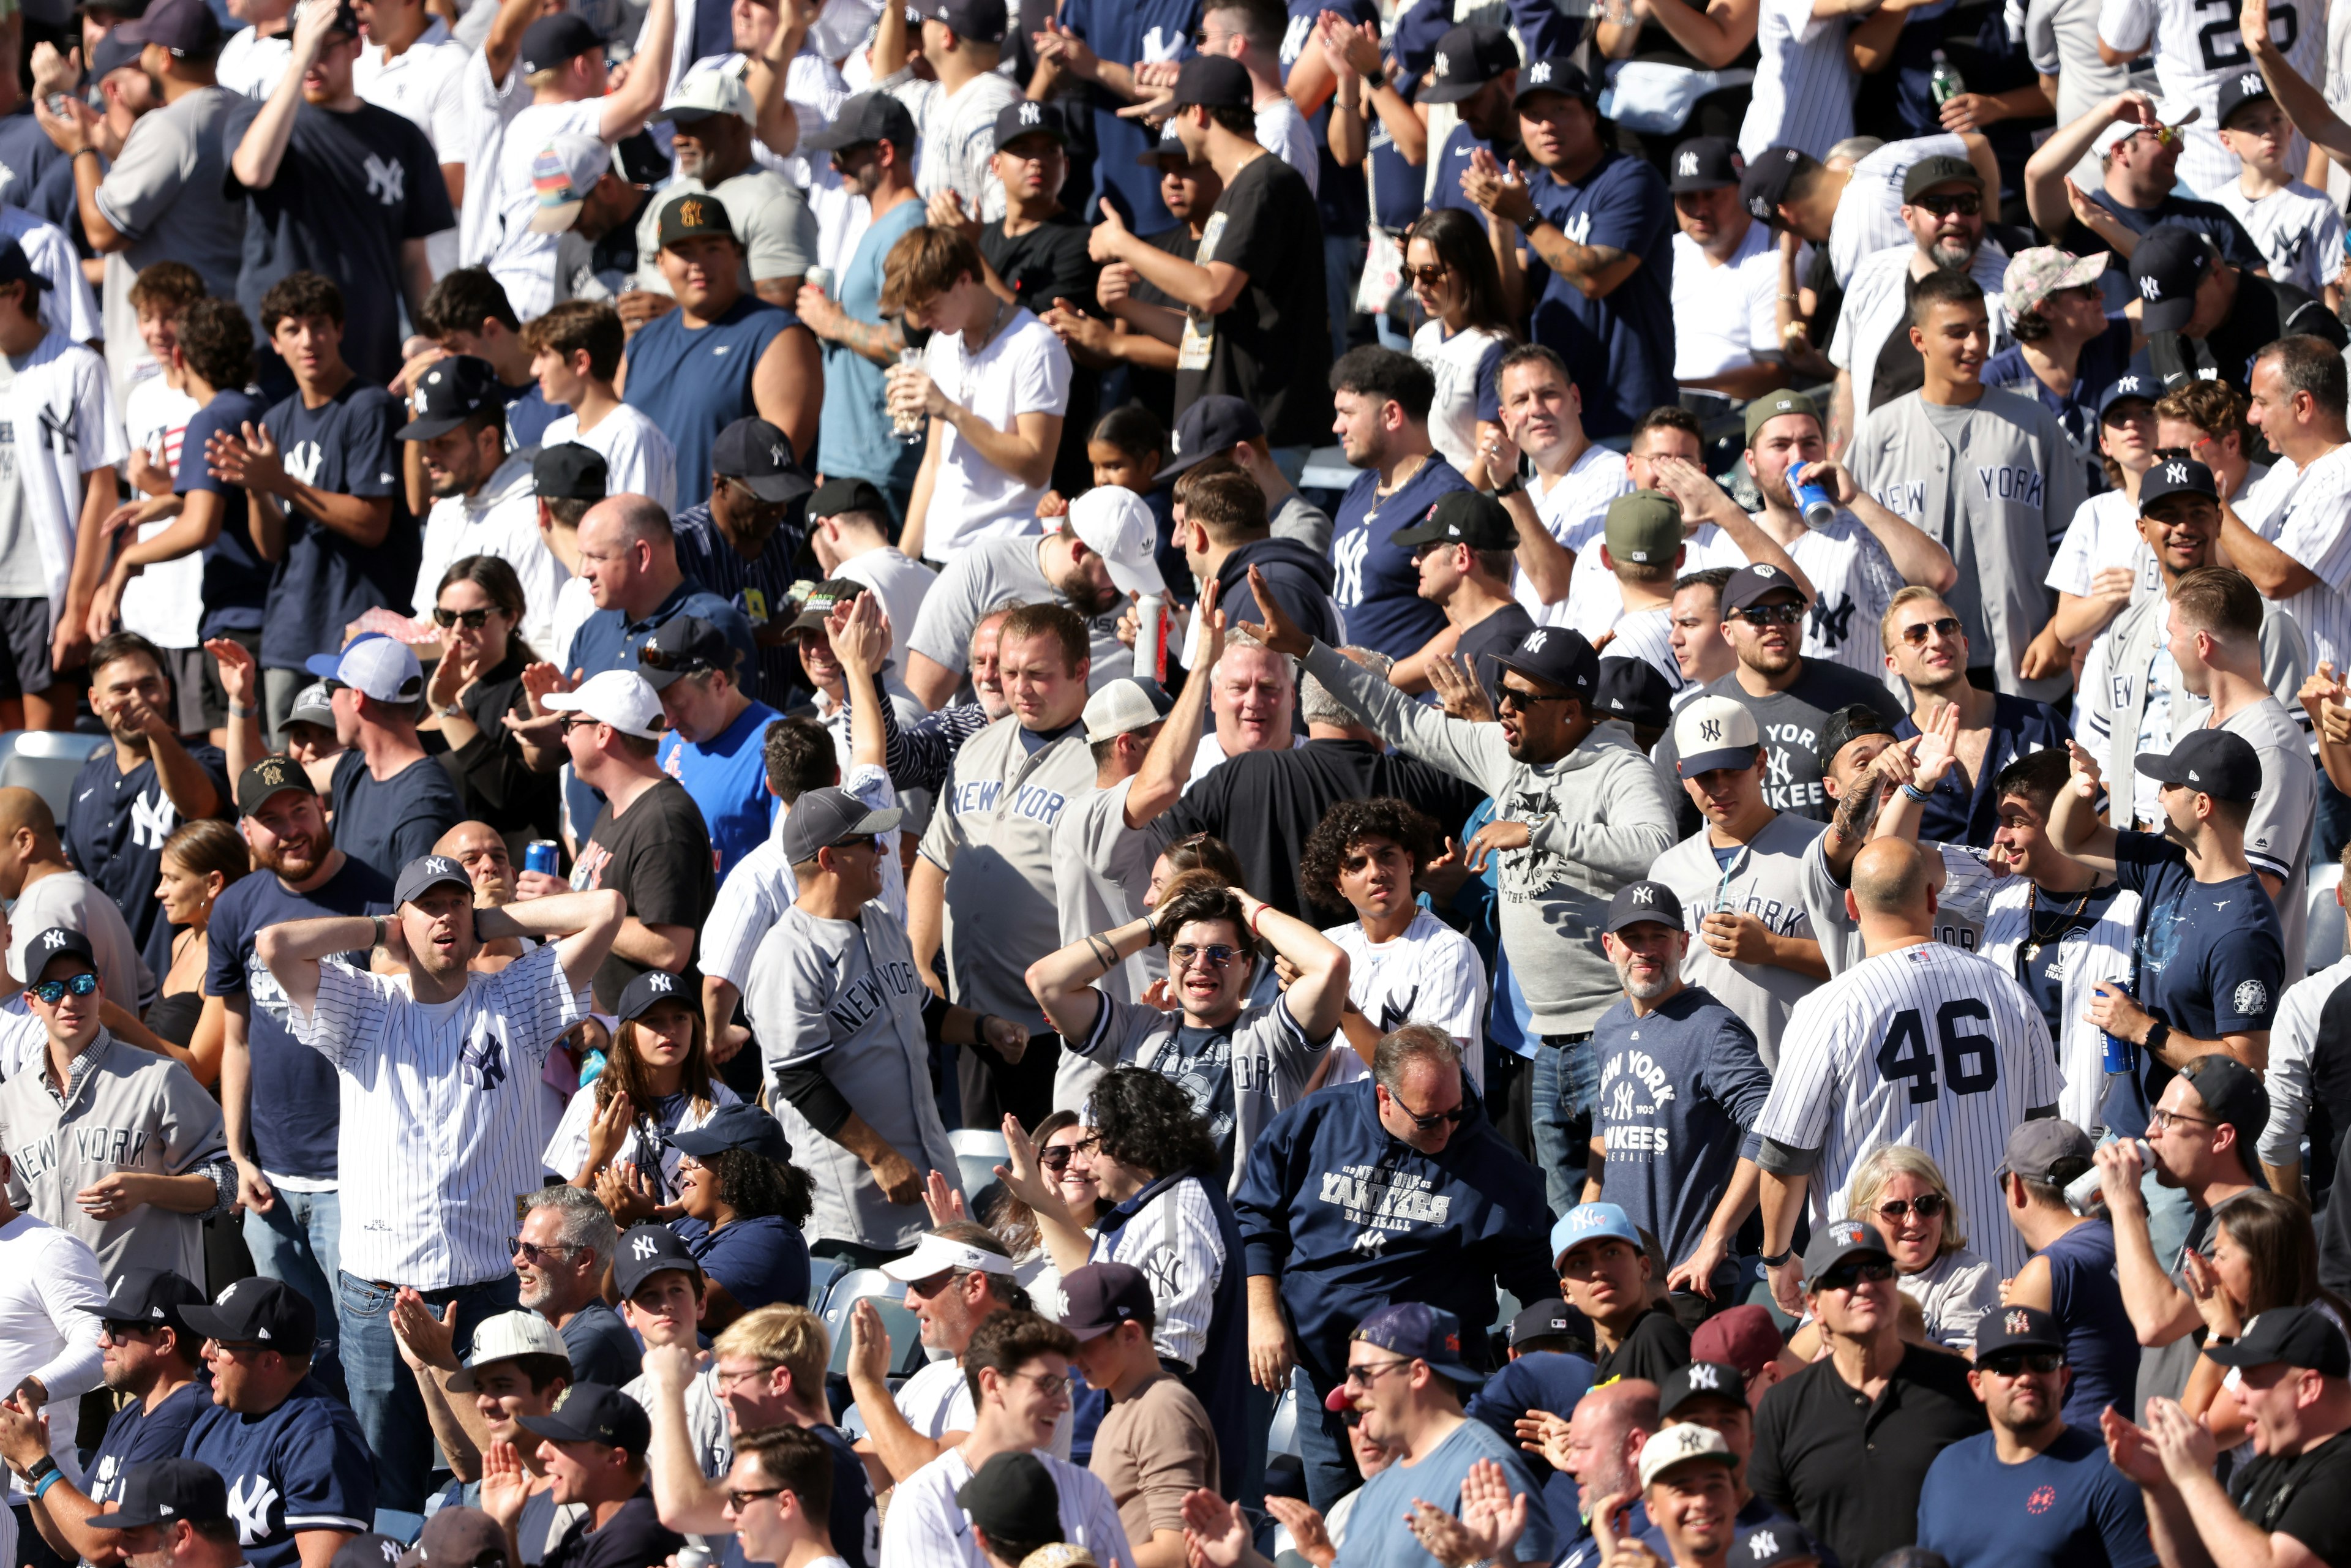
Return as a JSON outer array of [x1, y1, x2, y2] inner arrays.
[[1302, 643, 1679, 1034], [1212, 536, 1342, 650], [1234, 1079, 1553, 1388]]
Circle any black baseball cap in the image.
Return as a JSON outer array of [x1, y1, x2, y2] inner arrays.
[[2177, 1053, 2272, 1178], [1171, 54, 1252, 109], [1658, 1360, 1747, 1416], [1604, 880, 1684, 934], [1513, 56, 1595, 105], [117, 0, 221, 57], [1901, 154, 1981, 201], [394, 1509, 508, 1568], [1391, 490, 1518, 551], [614, 968, 691, 1023], [1820, 703, 1897, 771], [928, 0, 1007, 41], [1136, 119, 1191, 165], [994, 99, 1069, 152], [1974, 1304, 2066, 1359], [712, 417, 814, 504], [98, 1269, 206, 1343], [2203, 1303, 2351, 1377], [1739, 144, 1807, 227], [613, 1221, 703, 1298], [787, 577, 868, 636], [1800, 1217, 1891, 1286], [23, 927, 97, 976], [517, 12, 602, 75], [397, 355, 503, 440], [1420, 23, 1518, 103], [809, 476, 891, 521], [1721, 561, 1810, 614], [236, 755, 317, 816], [90, 30, 145, 78], [1507, 1299, 1590, 1348], [96, 1460, 230, 1530], [519, 1384, 653, 1454], [2130, 225, 2216, 334], [671, 1100, 796, 1164], [658, 191, 737, 248], [1057, 1261, 1155, 1340], [1156, 394, 1262, 482], [336, 1532, 408, 1568], [2139, 455, 2219, 511], [779, 785, 902, 866], [636, 615, 738, 689], [181, 1276, 317, 1353], [1594, 656, 1674, 732], [1490, 625, 1599, 702], [803, 91, 919, 153], [0, 240, 49, 297], [534, 441, 609, 502], [956, 1451, 1061, 1545], [2134, 727, 2262, 803], [1668, 135, 1741, 193], [2217, 66, 2274, 130], [392, 853, 472, 907]]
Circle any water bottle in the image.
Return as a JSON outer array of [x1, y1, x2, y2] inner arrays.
[[1134, 593, 1169, 683], [677, 1547, 713, 1568], [524, 839, 561, 877], [2064, 1139, 2153, 1215], [1930, 50, 1965, 105]]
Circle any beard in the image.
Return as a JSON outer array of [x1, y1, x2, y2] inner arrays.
[[1052, 567, 1122, 617], [1614, 959, 1677, 1002], [253, 820, 334, 882], [1926, 234, 1977, 272]]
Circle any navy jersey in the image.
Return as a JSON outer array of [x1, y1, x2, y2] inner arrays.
[[88, 1381, 212, 1512], [257, 379, 418, 673], [64, 742, 231, 982], [1892, 692, 2068, 849], [1916, 1425, 2158, 1568], [173, 388, 272, 639], [1280, 0, 1378, 238], [184, 1379, 377, 1568], [672, 505, 808, 708], [814, 1422, 879, 1568], [1466, 1351, 1593, 1532], [1327, 452, 1470, 660], [1424, 123, 1498, 219], [671, 1212, 810, 1314], [1525, 151, 1675, 438], [1063, 0, 1197, 229]]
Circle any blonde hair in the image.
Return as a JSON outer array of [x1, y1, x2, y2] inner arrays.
[[1878, 584, 1954, 655], [1847, 1144, 1968, 1259], [713, 1304, 830, 1396]]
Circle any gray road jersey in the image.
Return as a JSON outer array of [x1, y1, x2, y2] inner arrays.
[[2087, 589, 2309, 809], [2213, 696, 2317, 983], [1802, 832, 2006, 975], [1648, 812, 1827, 1070], [747, 901, 963, 1250], [1051, 778, 1166, 1113]]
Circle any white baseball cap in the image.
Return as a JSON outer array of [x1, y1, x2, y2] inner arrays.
[[446, 1310, 570, 1390], [1673, 694, 1763, 776], [1064, 487, 1167, 598], [879, 1232, 1019, 1282], [663, 69, 756, 126], [1637, 1421, 1736, 1490], [2092, 99, 2184, 157], [1082, 678, 1174, 743], [541, 669, 666, 740]]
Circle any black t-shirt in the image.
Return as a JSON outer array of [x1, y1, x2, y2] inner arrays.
[[225, 98, 456, 386], [2153, 274, 2351, 394], [544, 1489, 683, 1568], [1593, 1307, 1690, 1386], [2230, 1428, 2351, 1564], [2060, 198, 2263, 312], [1176, 151, 1332, 448], [1749, 1343, 1990, 1568], [444, 656, 562, 845], [982, 209, 1102, 497], [572, 776, 717, 1010], [1457, 602, 1538, 697]]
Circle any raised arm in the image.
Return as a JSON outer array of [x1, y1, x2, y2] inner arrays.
[[476, 889, 626, 995], [600, 0, 676, 141], [232, 0, 342, 190], [2027, 90, 2161, 234], [1245, 888, 1350, 1043], [1127, 580, 1223, 826], [2050, 738, 2121, 871], [2245, 0, 2351, 165], [253, 915, 374, 1016]]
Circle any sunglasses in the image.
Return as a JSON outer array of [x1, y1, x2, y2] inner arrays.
[[1877, 1193, 1946, 1221], [1910, 192, 1981, 217], [433, 606, 493, 629], [1385, 1091, 1467, 1131], [1040, 1135, 1099, 1172], [1981, 1351, 2066, 1377], [1897, 617, 1962, 646], [727, 1487, 789, 1511], [559, 715, 601, 734], [1496, 686, 1570, 711], [509, 1237, 585, 1265], [1403, 264, 1452, 287], [29, 972, 98, 1005], [1169, 942, 1242, 970], [1731, 603, 1805, 627], [638, 644, 715, 675], [1818, 1258, 1896, 1292], [827, 834, 883, 853]]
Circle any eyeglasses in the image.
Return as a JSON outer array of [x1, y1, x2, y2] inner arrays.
[[1910, 191, 1981, 217], [1875, 1193, 1946, 1221], [28, 973, 99, 1005], [1817, 1258, 1896, 1292], [1343, 1357, 1415, 1390], [1403, 264, 1452, 287], [2149, 1106, 2219, 1134], [1169, 942, 1242, 970], [100, 1321, 163, 1344], [1040, 1135, 1099, 1172], [1896, 617, 1962, 646], [1981, 1351, 2066, 1377], [1384, 1090, 1466, 1131], [726, 1487, 788, 1511], [433, 607, 493, 629], [509, 1237, 585, 1265], [714, 1364, 777, 1393], [1730, 604, 1805, 627], [1009, 1369, 1071, 1399], [1495, 686, 1570, 711]]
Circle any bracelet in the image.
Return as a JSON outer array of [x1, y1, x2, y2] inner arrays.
[[1900, 781, 1933, 801], [1250, 904, 1269, 937], [71, 147, 99, 161], [227, 703, 255, 718], [370, 915, 387, 949], [1776, 291, 1801, 302], [31, 1469, 61, 1500], [972, 1012, 1002, 1045], [1760, 1247, 1793, 1266]]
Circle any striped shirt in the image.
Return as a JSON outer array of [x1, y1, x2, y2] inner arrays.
[[1739, 0, 1856, 160], [1786, 512, 1910, 681], [1803, 833, 2005, 975], [2205, 176, 2348, 297], [1828, 134, 1968, 288], [2254, 951, 2351, 1171], [2244, 442, 2351, 678], [896, 68, 1022, 224], [1979, 877, 2140, 1135], [1562, 521, 1748, 637], [1600, 607, 1685, 694], [1517, 444, 1633, 627], [2096, 6, 2324, 193], [288, 942, 590, 1287], [1755, 940, 2064, 1280]]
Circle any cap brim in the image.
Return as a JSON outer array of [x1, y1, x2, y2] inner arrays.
[[1489, 655, 1578, 693], [800, 124, 874, 152], [302, 653, 345, 680], [2131, 754, 2186, 786], [95, 1506, 173, 1531], [175, 1305, 252, 1341], [636, 663, 695, 691], [741, 468, 816, 505], [1804, 1240, 1891, 1283], [1103, 554, 1166, 597], [515, 1412, 599, 1443], [396, 412, 470, 441], [1667, 175, 1735, 193], [2139, 294, 2196, 334], [1554, 1227, 1641, 1266], [1678, 745, 1759, 775], [1418, 77, 1486, 103], [1136, 145, 1186, 165], [400, 872, 472, 906], [1152, 448, 1209, 484], [529, 198, 587, 235]]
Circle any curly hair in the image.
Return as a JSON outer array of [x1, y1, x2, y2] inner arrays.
[[704, 1146, 816, 1229], [179, 297, 257, 392], [259, 271, 345, 334], [1298, 797, 1439, 920], [1087, 1067, 1218, 1179]]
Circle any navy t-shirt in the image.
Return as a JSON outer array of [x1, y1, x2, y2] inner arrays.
[[620, 297, 792, 507], [1892, 693, 2068, 848], [1425, 123, 1497, 219], [183, 1378, 377, 1568], [1329, 452, 1471, 660], [1526, 151, 1675, 438], [0, 105, 64, 217], [2110, 830, 2285, 1124], [814, 1422, 880, 1568], [503, 379, 560, 448], [88, 1380, 213, 1512], [1982, 318, 2135, 492], [558, 1300, 643, 1386], [328, 749, 465, 882], [2041, 1218, 2139, 1431], [65, 741, 233, 982], [257, 378, 418, 673], [203, 856, 394, 1180], [1465, 1351, 1594, 1535], [174, 388, 274, 638], [672, 1212, 810, 1314], [1063, 0, 1198, 228], [1916, 1425, 2158, 1568]]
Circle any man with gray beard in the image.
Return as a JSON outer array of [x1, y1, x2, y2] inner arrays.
[[1554, 1379, 1663, 1568]]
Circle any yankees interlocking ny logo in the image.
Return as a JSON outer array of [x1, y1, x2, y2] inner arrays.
[[1530, 61, 1551, 82], [1810, 596, 1856, 645], [2165, 462, 2189, 484], [1677, 151, 1698, 176], [632, 1234, 660, 1260], [40, 930, 62, 950], [1700, 718, 1723, 743], [1520, 629, 1548, 653], [1632, 885, 1655, 904], [1018, 101, 1041, 125], [364, 153, 404, 205], [2139, 274, 2164, 301], [227, 1476, 279, 1545]]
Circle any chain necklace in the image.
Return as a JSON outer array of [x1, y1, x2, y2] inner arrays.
[[2022, 883, 2095, 964]]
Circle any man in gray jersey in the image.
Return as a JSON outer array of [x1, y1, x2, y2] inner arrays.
[[749, 787, 977, 1262], [0, 927, 230, 1285], [913, 602, 1102, 1127]]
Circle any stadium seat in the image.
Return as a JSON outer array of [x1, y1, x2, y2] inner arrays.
[[820, 1267, 926, 1378], [2309, 861, 2342, 978], [0, 730, 107, 822], [1267, 1387, 1299, 1458], [948, 1128, 1009, 1202]]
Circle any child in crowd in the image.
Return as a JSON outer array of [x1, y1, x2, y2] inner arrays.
[[526, 299, 680, 511]]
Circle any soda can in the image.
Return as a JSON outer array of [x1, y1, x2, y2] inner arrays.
[[1134, 593, 1169, 684], [2097, 981, 2138, 1076], [1794, 481, 1837, 528], [525, 839, 561, 877], [804, 266, 833, 296]]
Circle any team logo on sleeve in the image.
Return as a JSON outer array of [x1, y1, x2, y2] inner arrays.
[[2234, 979, 2270, 1015]]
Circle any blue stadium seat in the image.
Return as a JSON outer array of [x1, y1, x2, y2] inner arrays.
[[0, 730, 107, 822], [949, 1129, 1009, 1204], [820, 1267, 926, 1378]]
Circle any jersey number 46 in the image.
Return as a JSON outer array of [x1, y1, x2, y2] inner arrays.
[[1875, 999, 2001, 1105]]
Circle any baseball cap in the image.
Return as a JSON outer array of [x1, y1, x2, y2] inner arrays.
[[2177, 1053, 2272, 1177], [1551, 1201, 1641, 1266], [1603, 880, 1684, 935], [304, 635, 424, 703], [396, 1508, 509, 1568], [614, 1221, 703, 1298], [446, 1310, 571, 1392], [1171, 54, 1253, 109], [1668, 135, 1741, 193], [2129, 225, 2216, 334], [97, 1269, 206, 1345], [1138, 118, 1191, 165], [2203, 1303, 2351, 1377], [1156, 394, 1263, 482], [1067, 486, 1168, 596], [1997, 1119, 2096, 1187], [1419, 23, 1518, 103], [778, 785, 904, 868], [286, 682, 336, 730], [1819, 703, 1896, 773], [713, 416, 814, 505], [528, 134, 611, 233], [1392, 490, 1520, 552], [181, 1276, 317, 1352], [117, 0, 221, 56], [2140, 454, 2219, 509], [1690, 1304, 1782, 1377], [1658, 1360, 1747, 1417], [955, 1451, 1061, 1545], [90, 30, 145, 78], [1506, 1299, 1588, 1348], [1722, 562, 1809, 615], [672, 1100, 795, 1164], [95, 1460, 230, 1531], [810, 477, 892, 522], [787, 578, 868, 637], [1490, 625, 1599, 701], [2093, 97, 2188, 157], [1900, 154, 1981, 201], [236, 755, 316, 816], [2217, 66, 2274, 129], [2003, 246, 2110, 320], [24, 927, 97, 978], [397, 354, 503, 440], [802, 91, 919, 153], [995, 98, 1069, 151], [2134, 727, 2262, 803], [517, 12, 602, 75], [1974, 1304, 2066, 1359], [1637, 1422, 1735, 1489], [1738, 144, 1806, 227], [1513, 56, 1596, 105], [615, 969, 691, 1024], [658, 191, 737, 250], [1800, 1217, 1891, 1286], [928, 0, 1007, 40], [1350, 1302, 1483, 1384], [539, 669, 666, 740], [880, 1231, 1019, 1282], [393, 854, 471, 908], [1742, 389, 1818, 448], [535, 442, 609, 501], [1674, 694, 1763, 775], [1594, 656, 1674, 732], [518, 1384, 652, 1455], [2098, 355, 2160, 419], [1082, 678, 1174, 743], [0, 240, 50, 298], [1058, 1261, 1156, 1340], [340, 1533, 410, 1568], [664, 69, 755, 126], [1603, 490, 1682, 568], [636, 615, 739, 689]]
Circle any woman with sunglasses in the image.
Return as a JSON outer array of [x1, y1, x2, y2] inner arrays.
[[666, 1101, 818, 1330], [1834, 1146, 2000, 1356], [546, 967, 739, 1214], [2178, 1188, 2350, 1451], [425, 554, 561, 845], [1403, 209, 1515, 487]]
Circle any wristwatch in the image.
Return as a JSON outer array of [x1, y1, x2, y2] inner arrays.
[[1760, 1247, 1794, 1267], [1493, 473, 1525, 498]]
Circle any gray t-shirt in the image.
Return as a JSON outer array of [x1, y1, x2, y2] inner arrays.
[[905, 535, 1132, 692], [0, 349, 32, 597], [1341, 1420, 1557, 1568], [8, 870, 155, 1008], [94, 86, 246, 291], [1646, 811, 1826, 1070], [1271, 492, 1333, 555], [634, 165, 818, 295], [1049, 776, 1163, 1112]]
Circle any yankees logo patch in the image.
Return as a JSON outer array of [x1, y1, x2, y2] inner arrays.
[[2234, 978, 2269, 1015]]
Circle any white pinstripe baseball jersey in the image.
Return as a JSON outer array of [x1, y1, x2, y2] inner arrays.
[[2046, 489, 2161, 604], [1802, 832, 2007, 975], [1518, 445, 1633, 628], [1979, 876, 2141, 1135], [288, 943, 590, 1287], [2094, 4, 2323, 193], [1755, 940, 2063, 1279], [2246, 441, 2351, 678], [2205, 175, 2348, 296], [1600, 609, 1685, 694], [1827, 135, 1968, 288], [1785, 512, 1910, 681], [1739, 0, 1856, 159]]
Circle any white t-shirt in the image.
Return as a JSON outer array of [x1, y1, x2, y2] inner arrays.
[[353, 21, 474, 155], [1254, 94, 1319, 195], [411, 452, 566, 656], [1670, 221, 1782, 382], [1517, 444, 1633, 626], [1561, 519, 1747, 640], [876, 1445, 1128, 1568], [1321, 909, 1488, 1089], [216, 25, 293, 97], [541, 405, 679, 514], [920, 309, 1071, 560], [118, 377, 203, 650]]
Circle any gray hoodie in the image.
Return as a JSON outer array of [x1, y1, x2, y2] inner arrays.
[[1303, 643, 1679, 1034]]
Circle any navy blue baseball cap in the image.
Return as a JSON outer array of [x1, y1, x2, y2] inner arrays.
[[1156, 395, 1263, 482], [671, 1101, 794, 1164], [394, 854, 471, 908], [613, 1222, 703, 1297], [1975, 1304, 2066, 1358], [1348, 1302, 1482, 1384], [2135, 726, 2262, 803], [517, 1383, 652, 1454], [96, 1460, 230, 1529], [1490, 625, 1599, 702], [2096, 354, 2159, 419], [1603, 880, 1684, 934]]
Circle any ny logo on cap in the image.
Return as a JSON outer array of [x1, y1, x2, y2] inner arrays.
[[2117, 375, 2141, 392], [41, 931, 63, 950], [1752, 565, 1772, 576], [680, 198, 708, 227], [1521, 629, 1548, 652], [1748, 196, 1769, 218], [631, 1234, 660, 1260], [1434, 50, 1450, 74], [2166, 462, 2189, 483], [647, 973, 673, 992], [1529, 61, 1551, 82], [1018, 100, 1041, 124], [1749, 1533, 1779, 1561], [1677, 151, 1699, 176], [1687, 1362, 1720, 1390], [770, 443, 787, 467], [1169, 429, 1183, 454], [1832, 1219, 1864, 1245], [2005, 1309, 2031, 1336], [429, 857, 459, 877], [2139, 274, 2164, 301], [2241, 71, 2262, 92], [1700, 718, 1722, 742], [1572, 1207, 1606, 1230], [1632, 885, 1655, 904]]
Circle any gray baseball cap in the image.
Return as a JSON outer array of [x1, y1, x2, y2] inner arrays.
[[779, 786, 902, 868]]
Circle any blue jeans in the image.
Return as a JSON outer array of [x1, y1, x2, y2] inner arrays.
[[338, 1271, 520, 1513], [244, 1187, 344, 1399], [1531, 1033, 1600, 1223], [1290, 1363, 1359, 1512]]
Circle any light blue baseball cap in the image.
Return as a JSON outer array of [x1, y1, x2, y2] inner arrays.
[[1552, 1202, 1640, 1267]]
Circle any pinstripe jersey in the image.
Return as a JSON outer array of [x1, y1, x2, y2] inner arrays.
[[1516, 445, 1633, 627], [1599, 610, 1685, 695], [2241, 442, 2351, 678], [1827, 135, 1968, 288], [287, 943, 590, 1287], [1739, 0, 1856, 159], [1754, 940, 2063, 1279], [2095, 0, 2324, 193], [1785, 514, 1910, 681], [1801, 831, 2007, 975], [1981, 877, 2141, 1134], [2205, 175, 2348, 296]]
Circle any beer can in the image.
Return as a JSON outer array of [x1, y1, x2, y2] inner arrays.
[[1135, 593, 1169, 684], [2064, 1139, 2153, 1215], [1794, 481, 1837, 528], [525, 839, 561, 876], [2098, 981, 2138, 1076]]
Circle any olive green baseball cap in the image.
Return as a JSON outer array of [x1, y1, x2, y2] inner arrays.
[[1604, 490, 1684, 567], [1743, 390, 1820, 448]]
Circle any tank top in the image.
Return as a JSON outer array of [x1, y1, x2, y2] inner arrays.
[[620, 295, 793, 512], [2043, 1218, 2138, 1430]]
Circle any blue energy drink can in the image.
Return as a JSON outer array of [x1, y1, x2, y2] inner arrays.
[[2098, 981, 2139, 1076], [525, 839, 561, 876], [1794, 481, 1837, 527]]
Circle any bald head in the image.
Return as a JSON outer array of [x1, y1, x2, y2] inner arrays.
[[578, 493, 683, 618], [1852, 839, 1933, 913], [1578, 1377, 1661, 1437], [590, 493, 675, 550], [0, 787, 59, 848], [432, 820, 513, 906]]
